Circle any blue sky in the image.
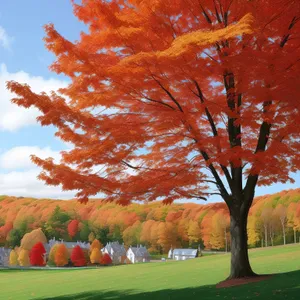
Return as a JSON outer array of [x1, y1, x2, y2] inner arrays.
[[0, 1, 299, 201]]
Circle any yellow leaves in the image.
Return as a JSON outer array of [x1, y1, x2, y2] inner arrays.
[[158, 13, 254, 58], [18, 249, 30, 267], [90, 239, 102, 250], [9, 250, 18, 266], [115, 13, 254, 68], [20, 228, 47, 251], [90, 248, 102, 264]]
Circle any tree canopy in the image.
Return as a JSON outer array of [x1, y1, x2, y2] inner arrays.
[[7, 0, 300, 205]]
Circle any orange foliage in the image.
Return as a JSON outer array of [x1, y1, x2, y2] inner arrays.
[[6, 1, 300, 277], [0, 188, 299, 253], [68, 220, 79, 238], [6, 1, 300, 208], [90, 239, 102, 251], [55, 244, 69, 267]]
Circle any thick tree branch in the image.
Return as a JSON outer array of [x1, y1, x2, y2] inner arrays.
[[199, 149, 231, 205], [223, 72, 243, 199], [243, 100, 272, 212], [193, 80, 233, 190]]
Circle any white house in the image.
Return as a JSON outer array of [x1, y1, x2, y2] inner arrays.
[[169, 248, 198, 261], [126, 245, 150, 264], [102, 241, 126, 264]]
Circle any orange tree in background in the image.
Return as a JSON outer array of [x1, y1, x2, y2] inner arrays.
[[48, 243, 59, 265], [90, 247, 102, 264], [7, 0, 300, 279], [90, 239, 102, 251], [54, 244, 69, 267], [67, 219, 79, 239]]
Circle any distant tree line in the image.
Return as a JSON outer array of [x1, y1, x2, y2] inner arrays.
[[0, 189, 299, 254]]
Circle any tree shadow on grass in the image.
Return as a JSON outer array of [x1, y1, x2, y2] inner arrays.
[[34, 270, 300, 300]]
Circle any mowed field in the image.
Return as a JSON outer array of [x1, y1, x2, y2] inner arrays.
[[1, 244, 300, 300]]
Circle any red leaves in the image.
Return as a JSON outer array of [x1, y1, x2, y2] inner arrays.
[[68, 220, 79, 238], [71, 245, 86, 267], [30, 242, 46, 266], [100, 253, 112, 265]]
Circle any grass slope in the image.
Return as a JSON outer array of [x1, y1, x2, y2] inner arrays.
[[1, 244, 300, 300]]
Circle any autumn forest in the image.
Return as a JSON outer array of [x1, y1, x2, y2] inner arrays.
[[0, 188, 299, 254]]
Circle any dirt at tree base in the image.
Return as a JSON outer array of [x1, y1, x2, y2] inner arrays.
[[216, 275, 273, 289]]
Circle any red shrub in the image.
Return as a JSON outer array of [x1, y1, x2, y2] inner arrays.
[[68, 220, 79, 238], [100, 253, 112, 265], [30, 242, 46, 266], [70, 245, 86, 267]]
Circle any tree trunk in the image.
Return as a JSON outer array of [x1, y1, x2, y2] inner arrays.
[[281, 223, 286, 245], [261, 238, 263, 248], [264, 225, 268, 247], [228, 208, 257, 279], [269, 226, 274, 247], [294, 229, 297, 244]]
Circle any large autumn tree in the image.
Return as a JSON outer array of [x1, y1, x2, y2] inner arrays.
[[7, 0, 300, 279]]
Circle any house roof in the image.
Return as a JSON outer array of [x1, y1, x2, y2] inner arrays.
[[47, 239, 90, 251], [172, 249, 198, 256], [129, 246, 150, 258], [105, 242, 126, 256], [0, 248, 11, 256]]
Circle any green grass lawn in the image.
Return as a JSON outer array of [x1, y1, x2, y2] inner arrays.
[[1, 244, 300, 300]]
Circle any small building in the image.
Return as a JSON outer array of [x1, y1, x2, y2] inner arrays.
[[126, 245, 150, 264], [169, 248, 198, 261], [102, 241, 126, 264], [0, 247, 11, 267]]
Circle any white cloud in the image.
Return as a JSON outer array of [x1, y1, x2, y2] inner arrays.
[[0, 26, 13, 50], [0, 63, 68, 131], [0, 146, 61, 169], [0, 169, 76, 199], [0, 146, 76, 199]]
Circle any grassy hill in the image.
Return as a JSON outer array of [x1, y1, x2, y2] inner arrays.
[[1, 244, 300, 300]]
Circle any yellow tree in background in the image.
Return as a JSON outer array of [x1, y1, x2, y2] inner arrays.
[[20, 228, 47, 251], [18, 249, 30, 267], [9, 250, 18, 266]]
